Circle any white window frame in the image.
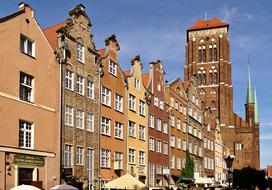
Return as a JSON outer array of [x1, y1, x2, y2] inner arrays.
[[134, 77, 140, 90], [177, 137, 181, 150], [86, 112, 94, 132], [114, 122, 123, 139], [20, 34, 35, 57], [149, 137, 155, 151], [170, 155, 175, 169], [163, 122, 168, 134], [114, 152, 123, 170], [101, 86, 111, 106], [159, 100, 164, 110], [182, 140, 187, 151], [177, 118, 181, 130], [77, 42, 85, 63], [19, 120, 33, 149], [101, 117, 111, 136], [64, 144, 73, 167], [76, 146, 84, 165], [20, 72, 33, 102], [157, 118, 162, 131], [139, 100, 145, 116], [101, 149, 110, 168], [76, 75, 84, 95], [65, 105, 73, 127], [170, 135, 175, 147], [76, 110, 84, 129], [156, 139, 162, 153], [163, 142, 168, 155], [139, 125, 145, 141], [128, 94, 136, 111], [87, 148, 94, 182], [128, 148, 136, 164], [154, 96, 159, 107], [128, 121, 136, 138], [109, 59, 117, 76], [114, 93, 123, 112], [87, 80, 94, 99], [149, 114, 154, 128], [65, 70, 73, 91], [139, 151, 145, 166]]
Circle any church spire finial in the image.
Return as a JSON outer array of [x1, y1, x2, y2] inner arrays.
[[246, 56, 253, 103], [254, 87, 259, 123]]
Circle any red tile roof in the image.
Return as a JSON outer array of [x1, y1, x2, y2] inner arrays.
[[97, 48, 105, 57], [267, 165, 272, 177], [141, 73, 149, 87], [43, 21, 66, 50], [188, 18, 228, 31], [124, 70, 131, 77]]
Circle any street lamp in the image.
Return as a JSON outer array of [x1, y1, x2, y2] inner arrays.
[[224, 155, 235, 190]]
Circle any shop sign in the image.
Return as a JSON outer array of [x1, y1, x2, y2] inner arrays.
[[14, 154, 44, 167]]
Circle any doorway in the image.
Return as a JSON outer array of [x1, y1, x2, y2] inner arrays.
[[18, 168, 34, 185]]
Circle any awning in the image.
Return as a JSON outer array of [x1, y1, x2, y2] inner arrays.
[[104, 174, 146, 189], [194, 177, 214, 184]]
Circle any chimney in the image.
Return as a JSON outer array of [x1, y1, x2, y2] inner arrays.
[[18, 2, 25, 10]]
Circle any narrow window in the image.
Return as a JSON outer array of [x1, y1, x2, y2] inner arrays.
[[19, 120, 33, 149], [77, 42, 85, 63], [213, 44, 217, 61], [20, 72, 33, 102]]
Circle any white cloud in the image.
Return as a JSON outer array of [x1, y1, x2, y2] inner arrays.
[[219, 5, 253, 23]]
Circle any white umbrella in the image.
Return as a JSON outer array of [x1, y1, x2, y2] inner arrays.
[[11, 184, 41, 190], [50, 184, 78, 190], [195, 177, 207, 184]]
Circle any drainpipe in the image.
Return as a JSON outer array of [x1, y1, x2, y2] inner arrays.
[[97, 58, 102, 190]]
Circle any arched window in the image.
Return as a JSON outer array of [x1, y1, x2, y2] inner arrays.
[[198, 74, 202, 86], [209, 72, 213, 85], [209, 45, 213, 62], [213, 44, 217, 62], [202, 73, 206, 85], [211, 101, 216, 109], [203, 46, 206, 63], [214, 71, 217, 84], [198, 46, 202, 63]]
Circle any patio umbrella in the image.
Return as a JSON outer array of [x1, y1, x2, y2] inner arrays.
[[51, 184, 78, 190], [11, 184, 41, 190]]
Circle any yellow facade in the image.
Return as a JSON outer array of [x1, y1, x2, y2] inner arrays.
[[214, 119, 224, 183], [126, 56, 149, 184]]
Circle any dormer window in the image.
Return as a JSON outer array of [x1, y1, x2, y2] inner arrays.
[[109, 60, 117, 76], [76, 42, 85, 63], [20, 34, 35, 57]]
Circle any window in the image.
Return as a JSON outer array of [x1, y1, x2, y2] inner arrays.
[[204, 138, 207, 148], [207, 123, 211, 131], [177, 137, 181, 149], [76, 146, 84, 165], [101, 149, 110, 167], [154, 96, 159, 106], [159, 100, 164, 110], [76, 75, 84, 95], [214, 72, 217, 84], [65, 70, 73, 90], [139, 100, 145, 116], [65, 105, 73, 126], [177, 118, 181, 130], [182, 140, 187, 151], [163, 122, 168, 134], [156, 139, 162, 153], [213, 44, 217, 61], [209, 72, 213, 85], [86, 113, 94, 132], [19, 120, 33, 149], [211, 141, 214, 151], [170, 155, 175, 169], [149, 114, 154, 128], [189, 142, 192, 153], [101, 117, 110, 136], [128, 120, 136, 137], [176, 157, 181, 170], [77, 42, 85, 63], [114, 152, 123, 169], [175, 101, 179, 110], [87, 148, 94, 181], [109, 60, 117, 76], [194, 144, 198, 155], [170, 97, 174, 107], [157, 118, 162, 131], [20, 72, 33, 102], [188, 124, 192, 134], [128, 94, 136, 111], [101, 86, 111, 106], [64, 144, 72, 167], [180, 104, 183, 113], [149, 163, 155, 186], [170, 135, 175, 147], [170, 114, 175, 127], [114, 122, 123, 139], [114, 93, 123, 112], [149, 137, 155, 151], [156, 164, 162, 174], [182, 122, 186, 133], [139, 151, 145, 165], [87, 80, 94, 99], [163, 142, 168, 155], [128, 148, 135, 164], [76, 110, 84, 129], [139, 125, 145, 140], [20, 34, 35, 57], [209, 45, 213, 62], [134, 77, 140, 90], [182, 158, 186, 168]]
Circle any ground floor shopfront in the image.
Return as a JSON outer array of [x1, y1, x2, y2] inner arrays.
[[0, 146, 59, 190]]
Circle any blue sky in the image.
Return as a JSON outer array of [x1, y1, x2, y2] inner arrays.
[[1, 0, 271, 169]]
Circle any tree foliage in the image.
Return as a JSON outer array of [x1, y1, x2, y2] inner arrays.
[[181, 150, 194, 178]]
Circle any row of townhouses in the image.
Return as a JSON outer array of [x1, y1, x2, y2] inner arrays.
[[0, 2, 260, 190]]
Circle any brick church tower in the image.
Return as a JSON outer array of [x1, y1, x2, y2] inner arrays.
[[184, 18, 260, 169]]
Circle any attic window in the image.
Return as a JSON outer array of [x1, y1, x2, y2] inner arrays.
[[20, 34, 35, 57]]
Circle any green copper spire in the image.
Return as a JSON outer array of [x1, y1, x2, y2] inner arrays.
[[246, 64, 253, 103], [254, 87, 259, 123]]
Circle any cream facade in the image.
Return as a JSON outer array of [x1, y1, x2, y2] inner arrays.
[[0, 3, 60, 189], [214, 119, 224, 183], [125, 56, 149, 184]]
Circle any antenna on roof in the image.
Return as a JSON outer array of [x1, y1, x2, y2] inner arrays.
[[205, 11, 208, 20]]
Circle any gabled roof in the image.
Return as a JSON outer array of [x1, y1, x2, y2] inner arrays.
[[97, 48, 105, 57], [141, 73, 149, 87], [187, 18, 228, 31], [124, 70, 131, 77], [43, 21, 66, 50]]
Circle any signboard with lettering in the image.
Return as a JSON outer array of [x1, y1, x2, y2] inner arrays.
[[14, 154, 44, 167]]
